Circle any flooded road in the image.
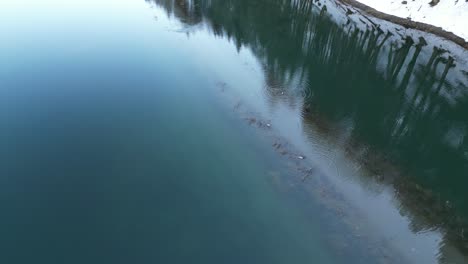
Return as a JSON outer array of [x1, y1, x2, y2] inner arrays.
[[1, 0, 468, 263]]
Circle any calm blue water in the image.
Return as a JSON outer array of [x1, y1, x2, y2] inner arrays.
[[1, 0, 468, 263], [0, 1, 342, 263]]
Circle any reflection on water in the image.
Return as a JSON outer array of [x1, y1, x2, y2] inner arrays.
[[2, 0, 468, 263], [149, 0, 468, 260]]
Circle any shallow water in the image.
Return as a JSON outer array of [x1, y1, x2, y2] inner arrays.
[[1, 0, 468, 263]]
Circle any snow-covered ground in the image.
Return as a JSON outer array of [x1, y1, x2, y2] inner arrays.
[[355, 0, 468, 41], [314, 0, 468, 102]]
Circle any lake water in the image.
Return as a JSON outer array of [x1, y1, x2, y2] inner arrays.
[[1, 0, 468, 263]]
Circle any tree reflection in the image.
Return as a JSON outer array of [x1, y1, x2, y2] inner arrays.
[[148, 0, 468, 254]]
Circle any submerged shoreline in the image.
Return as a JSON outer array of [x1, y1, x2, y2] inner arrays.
[[150, 0, 468, 261], [2, 0, 468, 263]]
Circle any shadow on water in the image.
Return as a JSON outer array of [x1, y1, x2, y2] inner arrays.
[[148, 0, 468, 258]]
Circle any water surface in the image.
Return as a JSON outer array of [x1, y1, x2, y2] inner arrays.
[[1, 0, 468, 263]]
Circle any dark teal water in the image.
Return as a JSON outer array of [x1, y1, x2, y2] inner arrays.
[[149, 0, 468, 246], [1, 0, 468, 263], [0, 1, 342, 263]]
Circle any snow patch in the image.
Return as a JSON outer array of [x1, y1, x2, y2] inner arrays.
[[356, 0, 468, 41]]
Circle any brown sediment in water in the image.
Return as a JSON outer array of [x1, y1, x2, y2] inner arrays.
[[301, 104, 468, 256], [337, 0, 468, 49], [215, 79, 468, 261]]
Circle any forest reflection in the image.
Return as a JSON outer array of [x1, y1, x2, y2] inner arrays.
[[148, 0, 468, 254]]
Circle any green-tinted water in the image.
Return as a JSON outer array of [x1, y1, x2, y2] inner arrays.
[[1, 0, 468, 263]]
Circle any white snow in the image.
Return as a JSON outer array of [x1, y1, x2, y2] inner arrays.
[[355, 0, 468, 41], [312, 0, 468, 103]]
